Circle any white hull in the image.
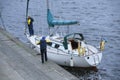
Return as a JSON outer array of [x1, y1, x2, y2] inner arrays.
[[47, 50, 102, 67], [27, 34, 102, 67]]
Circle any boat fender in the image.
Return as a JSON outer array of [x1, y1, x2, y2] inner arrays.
[[78, 47, 85, 56], [78, 42, 85, 55], [82, 47, 85, 55], [70, 57, 74, 67], [100, 40, 105, 51]]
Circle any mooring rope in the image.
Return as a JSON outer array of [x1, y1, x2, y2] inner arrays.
[[0, 11, 6, 30]]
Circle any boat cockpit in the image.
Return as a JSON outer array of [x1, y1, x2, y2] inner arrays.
[[63, 33, 84, 49]]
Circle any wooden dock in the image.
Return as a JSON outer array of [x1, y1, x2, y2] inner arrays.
[[0, 28, 79, 80]]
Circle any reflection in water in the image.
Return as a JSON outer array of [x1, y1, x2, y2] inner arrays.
[[62, 66, 102, 80]]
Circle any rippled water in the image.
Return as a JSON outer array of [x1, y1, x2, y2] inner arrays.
[[0, 0, 120, 80]]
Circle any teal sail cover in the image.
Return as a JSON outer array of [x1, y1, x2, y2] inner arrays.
[[47, 9, 78, 27]]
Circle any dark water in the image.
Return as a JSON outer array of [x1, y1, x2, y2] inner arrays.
[[0, 0, 120, 80]]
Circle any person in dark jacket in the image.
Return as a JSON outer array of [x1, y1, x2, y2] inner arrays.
[[40, 37, 47, 63], [27, 16, 34, 36]]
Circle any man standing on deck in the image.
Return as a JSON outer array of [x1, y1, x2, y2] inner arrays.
[[27, 16, 34, 36]]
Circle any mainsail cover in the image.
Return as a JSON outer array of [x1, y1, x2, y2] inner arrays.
[[47, 9, 78, 27]]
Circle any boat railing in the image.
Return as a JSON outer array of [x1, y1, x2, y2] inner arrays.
[[50, 37, 64, 43], [83, 49, 101, 58]]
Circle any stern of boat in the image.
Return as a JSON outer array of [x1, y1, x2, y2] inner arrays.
[[85, 52, 102, 67]]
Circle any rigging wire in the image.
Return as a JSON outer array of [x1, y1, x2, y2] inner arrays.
[[35, 0, 41, 35]]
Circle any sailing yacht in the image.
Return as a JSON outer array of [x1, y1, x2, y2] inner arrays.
[[26, 0, 105, 67]]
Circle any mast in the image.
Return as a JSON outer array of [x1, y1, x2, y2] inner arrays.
[[46, 0, 49, 9], [26, 0, 29, 21], [24, 0, 30, 35]]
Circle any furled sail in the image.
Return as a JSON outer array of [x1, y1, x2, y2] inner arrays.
[[47, 9, 78, 27]]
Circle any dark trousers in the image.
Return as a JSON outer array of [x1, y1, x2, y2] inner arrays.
[[41, 49, 47, 63], [28, 26, 34, 36]]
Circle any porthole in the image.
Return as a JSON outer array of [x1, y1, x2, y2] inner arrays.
[[87, 57, 89, 59], [55, 44, 60, 48]]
